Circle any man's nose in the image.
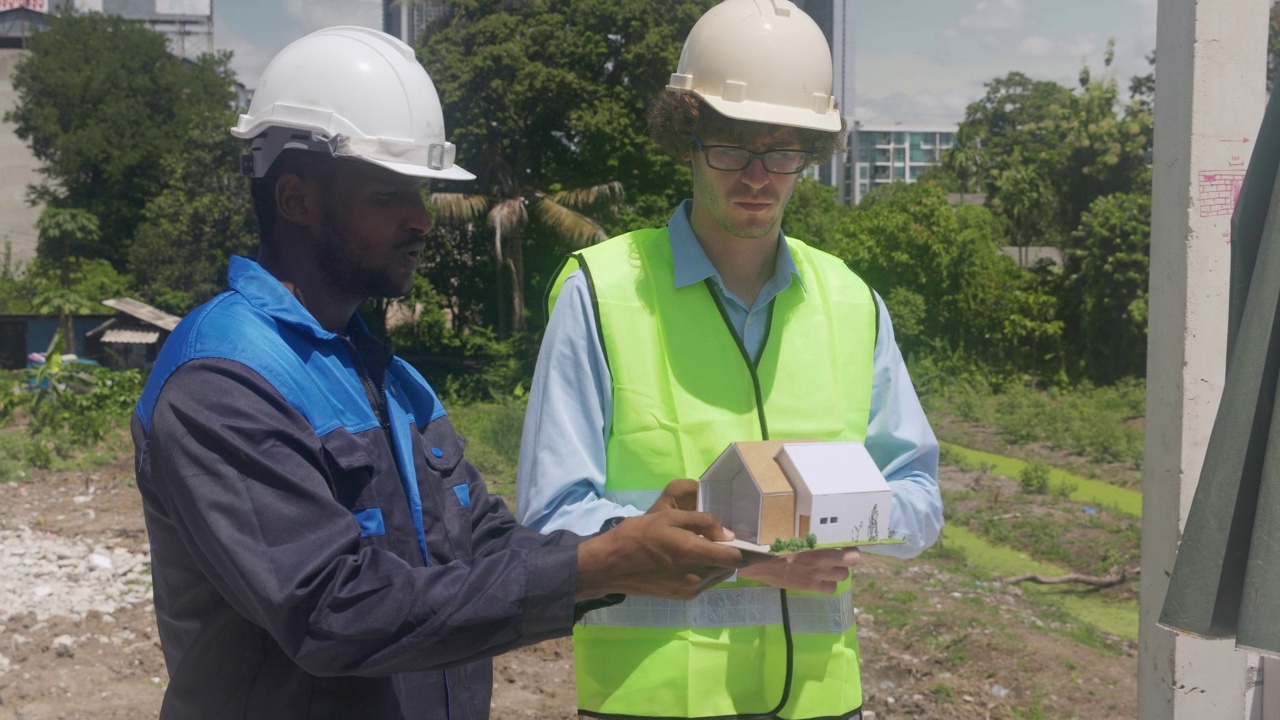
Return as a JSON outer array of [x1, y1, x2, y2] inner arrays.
[[406, 196, 434, 235], [741, 156, 771, 186]]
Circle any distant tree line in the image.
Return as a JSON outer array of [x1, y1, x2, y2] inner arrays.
[[5, 3, 1273, 397]]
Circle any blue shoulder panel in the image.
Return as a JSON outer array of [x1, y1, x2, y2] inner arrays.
[[136, 292, 380, 437]]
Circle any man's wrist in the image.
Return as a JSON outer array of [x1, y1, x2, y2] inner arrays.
[[575, 520, 628, 616]]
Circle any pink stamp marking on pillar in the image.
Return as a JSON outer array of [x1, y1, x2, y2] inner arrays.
[[1198, 170, 1246, 218]]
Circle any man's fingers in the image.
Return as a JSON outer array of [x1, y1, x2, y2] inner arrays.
[[665, 509, 735, 542], [664, 479, 699, 509], [647, 478, 701, 513], [790, 547, 860, 568]]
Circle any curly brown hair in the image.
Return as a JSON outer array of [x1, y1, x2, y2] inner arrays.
[[647, 91, 846, 165]]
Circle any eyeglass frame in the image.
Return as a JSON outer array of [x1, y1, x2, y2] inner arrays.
[[691, 134, 813, 175]]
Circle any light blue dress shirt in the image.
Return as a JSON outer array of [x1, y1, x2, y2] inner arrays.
[[516, 201, 944, 558]]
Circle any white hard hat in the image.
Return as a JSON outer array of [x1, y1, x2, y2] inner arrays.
[[231, 26, 473, 181], [667, 0, 840, 132]]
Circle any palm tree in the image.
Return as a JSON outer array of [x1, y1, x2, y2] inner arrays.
[[430, 181, 623, 336], [942, 127, 986, 206]]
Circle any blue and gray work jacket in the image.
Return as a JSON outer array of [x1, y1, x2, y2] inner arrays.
[[133, 256, 586, 719]]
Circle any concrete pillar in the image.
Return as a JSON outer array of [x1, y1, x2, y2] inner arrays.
[[1142, 1, 1269, 718]]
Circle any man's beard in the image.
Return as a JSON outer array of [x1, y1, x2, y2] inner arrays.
[[315, 206, 418, 300]]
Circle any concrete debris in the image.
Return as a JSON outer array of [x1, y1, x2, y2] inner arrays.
[[0, 524, 152, 625]]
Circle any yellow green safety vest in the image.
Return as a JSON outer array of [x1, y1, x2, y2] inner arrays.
[[548, 228, 878, 719]]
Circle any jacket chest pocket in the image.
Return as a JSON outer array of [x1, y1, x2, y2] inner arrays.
[[319, 428, 410, 556], [418, 415, 477, 564]]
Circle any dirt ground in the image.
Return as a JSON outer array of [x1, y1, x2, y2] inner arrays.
[[0, 455, 1137, 720]]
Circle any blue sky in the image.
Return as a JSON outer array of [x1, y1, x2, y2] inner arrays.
[[214, 0, 1157, 127]]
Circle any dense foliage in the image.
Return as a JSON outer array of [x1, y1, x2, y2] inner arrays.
[[916, 47, 1154, 385], [4, 12, 237, 272], [129, 110, 258, 314], [419, 0, 716, 335]]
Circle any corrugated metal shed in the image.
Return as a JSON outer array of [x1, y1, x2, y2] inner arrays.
[[100, 327, 160, 344]]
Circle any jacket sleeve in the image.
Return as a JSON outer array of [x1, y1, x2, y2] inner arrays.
[[142, 358, 582, 677]]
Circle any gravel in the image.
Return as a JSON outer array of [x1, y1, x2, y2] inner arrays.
[[0, 523, 152, 623]]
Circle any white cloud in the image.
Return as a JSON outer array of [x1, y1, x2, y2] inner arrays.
[[215, 16, 276, 88], [1016, 33, 1101, 59], [283, 0, 380, 35], [1129, 0, 1157, 58], [216, 0, 382, 88], [853, 90, 973, 127], [1015, 35, 1054, 57], [959, 0, 1029, 31]]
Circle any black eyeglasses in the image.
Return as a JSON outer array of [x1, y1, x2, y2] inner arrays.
[[692, 135, 812, 175]]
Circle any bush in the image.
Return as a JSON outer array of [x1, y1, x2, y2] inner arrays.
[[8, 336, 143, 468], [1019, 461, 1051, 494], [923, 373, 1145, 470]]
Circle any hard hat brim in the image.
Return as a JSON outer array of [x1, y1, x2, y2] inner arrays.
[[698, 93, 842, 134], [367, 156, 476, 182]]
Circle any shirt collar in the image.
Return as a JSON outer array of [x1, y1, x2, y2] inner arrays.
[[667, 199, 806, 294], [226, 255, 368, 341]]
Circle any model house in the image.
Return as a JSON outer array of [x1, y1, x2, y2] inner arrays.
[[699, 440, 895, 548]]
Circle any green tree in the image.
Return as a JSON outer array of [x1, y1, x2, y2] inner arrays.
[[4, 12, 237, 270], [420, 0, 716, 333], [822, 182, 1060, 377], [430, 182, 623, 336], [32, 208, 124, 354], [1270, 1, 1280, 91], [939, 46, 1151, 250], [782, 179, 851, 251], [130, 110, 258, 314], [1060, 192, 1151, 383], [989, 152, 1059, 266], [936, 125, 986, 201]]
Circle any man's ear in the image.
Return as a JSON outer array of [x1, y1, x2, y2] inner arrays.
[[275, 173, 322, 230]]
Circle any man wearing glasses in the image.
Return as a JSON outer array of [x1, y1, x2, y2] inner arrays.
[[517, 1, 943, 718]]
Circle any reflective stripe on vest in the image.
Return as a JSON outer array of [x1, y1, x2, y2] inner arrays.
[[581, 585, 855, 634], [553, 228, 877, 719]]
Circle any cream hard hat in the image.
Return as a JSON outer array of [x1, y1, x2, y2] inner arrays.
[[231, 26, 473, 181], [667, 0, 840, 132]]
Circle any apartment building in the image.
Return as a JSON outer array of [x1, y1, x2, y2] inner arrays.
[[850, 123, 957, 205]]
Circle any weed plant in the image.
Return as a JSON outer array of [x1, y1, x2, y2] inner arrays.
[[944, 489, 1140, 579], [1018, 461, 1051, 494], [0, 355, 143, 470], [921, 374, 1145, 468]]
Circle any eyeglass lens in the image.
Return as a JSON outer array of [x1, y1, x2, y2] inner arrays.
[[704, 146, 810, 174]]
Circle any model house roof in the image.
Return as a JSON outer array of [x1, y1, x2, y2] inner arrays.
[[776, 442, 886, 496]]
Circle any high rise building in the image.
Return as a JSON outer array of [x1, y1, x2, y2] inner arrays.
[[383, 0, 452, 46], [1, 0, 212, 58], [793, 0, 856, 204]]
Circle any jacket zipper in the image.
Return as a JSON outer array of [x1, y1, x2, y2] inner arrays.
[[342, 337, 392, 438]]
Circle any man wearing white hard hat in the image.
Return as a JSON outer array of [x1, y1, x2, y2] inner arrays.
[[517, 2, 944, 718], [132, 27, 749, 719]]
